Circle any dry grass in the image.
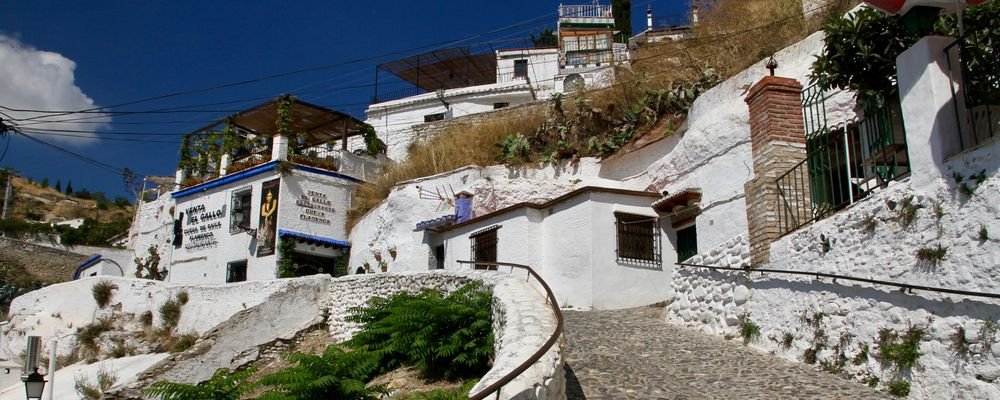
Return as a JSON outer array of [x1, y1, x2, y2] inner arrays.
[[348, 0, 861, 228], [347, 106, 546, 229], [8, 176, 133, 223]]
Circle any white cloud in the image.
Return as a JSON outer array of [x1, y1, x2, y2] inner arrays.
[[0, 35, 109, 145]]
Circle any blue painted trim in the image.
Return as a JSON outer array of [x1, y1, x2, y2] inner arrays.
[[278, 229, 351, 248], [172, 161, 278, 199], [293, 164, 364, 183], [72, 254, 103, 280], [172, 161, 363, 200]]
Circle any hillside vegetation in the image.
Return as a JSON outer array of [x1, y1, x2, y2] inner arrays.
[[347, 0, 859, 229]]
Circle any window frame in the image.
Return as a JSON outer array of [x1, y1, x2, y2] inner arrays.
[[470, 225, 500, 270], [513, 59, 528, 78], [230, 187, 253, 234], [226, 259, 248, 283], [424, 112, 446, 123], [676, 224, 698, 263], [614, 212, 661, 266]]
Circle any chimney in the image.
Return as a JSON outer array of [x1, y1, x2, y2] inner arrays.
[[691, 5, 699, 25], [454, 191, 473, 223], [647, 5, 653, 30]]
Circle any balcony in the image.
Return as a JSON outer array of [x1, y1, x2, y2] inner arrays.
[[177, 97, 382, 189], [371, 72, 528, 104], [559, 4, 614, 27]]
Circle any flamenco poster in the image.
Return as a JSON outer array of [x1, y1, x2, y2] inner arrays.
[[257, 178, 280, 257]]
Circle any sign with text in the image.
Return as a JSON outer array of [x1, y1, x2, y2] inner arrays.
[[180, 203, 227, 251], [296, 189, 334, 225]]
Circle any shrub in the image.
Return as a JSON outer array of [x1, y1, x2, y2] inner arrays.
[[77, 317, 115, 356], [176, 291, 190, 306], [738, 314, 761, 344], [170, 333, 199, 353], [346, 282, 494, 380], [145, 367, 257, 400], [92, 281, 118, 308], [980, 225, 989, 241], [75, 364, 118, 400], [396, 380, 478, 400], [256, 346, 385, 400], [159, 299, 182, 330], [108, 342, 136, 358], [887, 379, 910, 397], [877, 327, 924, 370], [915, 245, 947, 267], [781, 332, 794, 349]]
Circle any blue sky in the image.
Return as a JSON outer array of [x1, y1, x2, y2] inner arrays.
[[0, 0, 691, 199]]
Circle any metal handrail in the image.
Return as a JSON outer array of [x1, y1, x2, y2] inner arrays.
[[676, 262, 1000, 300], [456, 260, 565, 400]]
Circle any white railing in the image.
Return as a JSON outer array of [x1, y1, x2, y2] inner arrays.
[[295, 146, 383, 183], [559, 4, 612, 18]]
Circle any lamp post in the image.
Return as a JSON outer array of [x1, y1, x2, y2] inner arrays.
[[22, 368, 45, 400]]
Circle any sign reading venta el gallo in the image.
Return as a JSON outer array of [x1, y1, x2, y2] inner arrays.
[[182, 203, 227, 251], [296, 190, 334, 225]]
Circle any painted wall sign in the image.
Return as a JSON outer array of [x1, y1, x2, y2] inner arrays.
[[295, 189, 334, 225], [180, 203, 227, 252], [257, 178, 280, 257]]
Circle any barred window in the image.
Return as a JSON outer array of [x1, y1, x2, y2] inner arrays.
[[615, 213, 661, 265], [470, 225, 499, 270]]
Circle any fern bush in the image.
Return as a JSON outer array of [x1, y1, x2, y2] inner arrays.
[[145, 367, 257, 400], [347, 282, 494, 380], [256, 346, 384, 400]]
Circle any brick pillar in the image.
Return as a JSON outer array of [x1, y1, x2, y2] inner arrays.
[[743, 76, 808, 266]]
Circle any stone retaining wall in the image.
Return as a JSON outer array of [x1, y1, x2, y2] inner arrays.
[[666, 143, 1000, 399], [328, 270, 565, 400], [0, 236, 89, 283]]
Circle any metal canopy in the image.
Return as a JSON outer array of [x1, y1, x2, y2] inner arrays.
[[190, 98, 365, 148], [377, 46, 498, 92]]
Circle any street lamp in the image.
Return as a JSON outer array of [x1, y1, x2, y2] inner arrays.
[[22, 368, 45, 400]]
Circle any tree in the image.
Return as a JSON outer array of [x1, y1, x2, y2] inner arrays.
[[41, 178, 49, 188], [65, 181, 73, 195], [613, 0, 632, 38], [54, 180, 61, 192], [530, 27, 558, 47]]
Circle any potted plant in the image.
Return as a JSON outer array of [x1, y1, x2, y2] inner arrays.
[[388, 246, 398, 261]]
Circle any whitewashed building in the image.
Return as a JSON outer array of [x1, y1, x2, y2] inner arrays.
[[365, 2, 630, 161], [416, 186, 674, 310], [129, 98, 381, 284]]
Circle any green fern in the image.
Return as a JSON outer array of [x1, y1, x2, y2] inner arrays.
[[143, 367, 257, 400], [346, 282, 494, 380], [256, 346, 385, 400]]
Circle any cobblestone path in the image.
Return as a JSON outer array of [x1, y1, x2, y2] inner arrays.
[[563, 306, 891, 399]]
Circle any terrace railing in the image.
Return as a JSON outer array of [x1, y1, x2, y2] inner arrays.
[[293, 146, 383, 182], [456, 260, 564, 400], [559, 4, 612, 18], [776, 83, 910, 236], [370, 73, 528, 105], [945, 32, 999, 152]]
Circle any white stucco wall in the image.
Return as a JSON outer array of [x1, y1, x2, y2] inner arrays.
[[127, 194, 177, 280], [169, 166, 356, 284], [496, 48, 561, 97], [365, 87, 536, 161], [666, 135, 1000, 398]]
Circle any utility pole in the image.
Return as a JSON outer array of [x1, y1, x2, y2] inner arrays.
[[1, 173, 12, 220]]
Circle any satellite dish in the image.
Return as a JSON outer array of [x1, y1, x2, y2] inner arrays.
[[564, 74, 585, 92]]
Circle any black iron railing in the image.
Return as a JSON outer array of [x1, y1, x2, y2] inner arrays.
[[456, 260, 564, 400], [945, 32, 999, 152], [677, 262, 1000, 301]]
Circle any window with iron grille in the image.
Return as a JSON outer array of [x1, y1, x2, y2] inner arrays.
[[615, 212, 660, 265], [230, 188, 252, 234], [514, 59, 528, 78], [470, 225, 499, 270]]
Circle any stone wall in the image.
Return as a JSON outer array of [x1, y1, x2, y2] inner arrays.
[[666, 141, 1000, 399], [0, 236, 89, 283], [328, 270, 565, 400]]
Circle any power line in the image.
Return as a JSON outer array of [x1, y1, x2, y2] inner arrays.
[[15, 131, 127, 175]]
